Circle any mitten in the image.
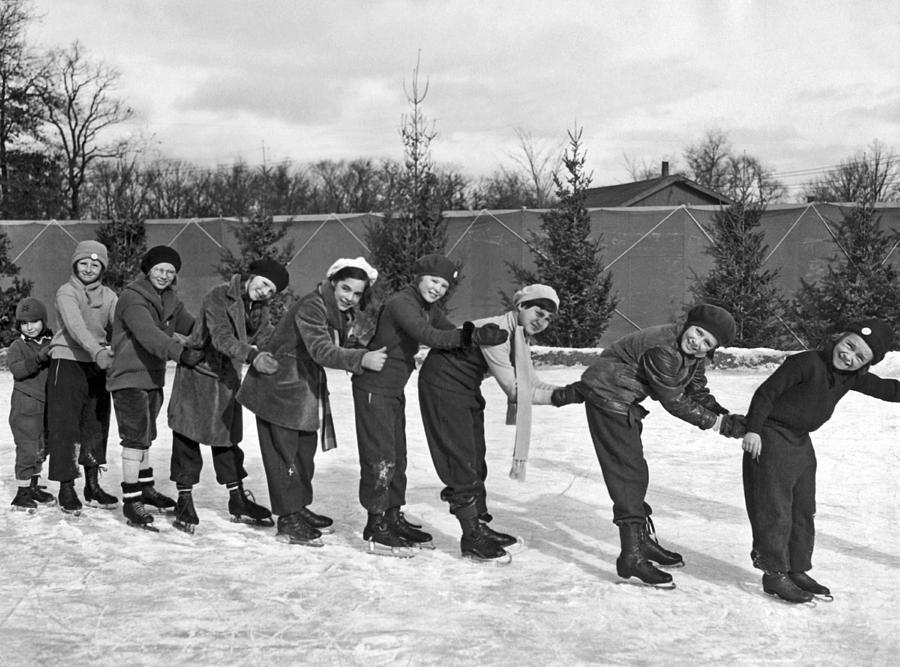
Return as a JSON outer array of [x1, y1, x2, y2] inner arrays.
[[719, 413, 747, 438], [178, 348, 204, 368], [37, 345, 52, 364], [252, 351, 280, 375], [551, 382, 587, 407], [95, 348, 114, 370], [462, 321, 508, 347]]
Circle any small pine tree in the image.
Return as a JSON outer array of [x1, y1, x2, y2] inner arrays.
[[0, 230, 33, 346], [506, 127, 617, 347], [793, 203, 900, 347], [95, 215, 147, 292], [691, 202, 790, 348]]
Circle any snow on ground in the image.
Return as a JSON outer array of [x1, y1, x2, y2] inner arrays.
[[1, 356, 899, 666]]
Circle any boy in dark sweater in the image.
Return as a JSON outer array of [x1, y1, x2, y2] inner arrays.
[[742, 319, 900, 603]]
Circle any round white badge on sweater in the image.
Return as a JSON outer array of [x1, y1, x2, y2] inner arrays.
[[862, 327, 872, 335]]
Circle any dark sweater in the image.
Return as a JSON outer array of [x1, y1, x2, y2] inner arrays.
[[745, 348, 900, 435], [7, 331, 53, 401], [420, 345, 488, 394]]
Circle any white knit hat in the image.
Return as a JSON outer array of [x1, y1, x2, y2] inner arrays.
[[326, 257, 378, 284], [513, 284, 560, 308]]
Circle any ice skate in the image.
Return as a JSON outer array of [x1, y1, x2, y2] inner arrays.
[[762, 572, 814, 604], [641, 507, 683, 568], [138, 468, 175, 513], [172, 490, 199, 535], [29, 477, 56, 506], [296, 506, 334, 535], [789, 572, 833, 602], [58, 480, 83, 516], [228, 484, 274, 527], [276, 513, 324, 547], [479, 521, 524, 553], [10, 487, 37, 513], [122, 482, 159, 532], [386, 506, 434, 549], [83, 466, 118, 510], [363, 512, 415, 558], [456, 503, 511, 565], [616, 523, 675, 589]]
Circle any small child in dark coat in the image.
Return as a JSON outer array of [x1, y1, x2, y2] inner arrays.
[[742, 318, 900, 603], [7, 297, 56, 510]]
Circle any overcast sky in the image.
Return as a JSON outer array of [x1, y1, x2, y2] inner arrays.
[[27, 0, 900, 196]]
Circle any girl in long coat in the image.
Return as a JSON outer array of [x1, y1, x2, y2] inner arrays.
[[167, 258, 288, 533], [237, 257, 386, 546]]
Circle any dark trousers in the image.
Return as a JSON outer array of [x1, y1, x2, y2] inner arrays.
[[743, 423, 816, 573], [9, 392, 46, 480], [418, 380, 488, 514], [170, 431, 247, 487], [256, 418, 317, 516], [352, 387, 407, 514], [47, 359, 111, 482], [112, 387, 163, 451], [585, 401, 649, 525]]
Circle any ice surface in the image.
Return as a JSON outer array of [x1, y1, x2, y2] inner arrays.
[[1, 357, 898, 665]]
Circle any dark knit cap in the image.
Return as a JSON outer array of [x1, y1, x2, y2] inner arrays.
[[685, 304, 736, 348], [15, 297, 47, 323], [413, 254, 459, 284], [845, 318, 893, 365], [249, 258, 290, 292], [140, 245, 182, 274]]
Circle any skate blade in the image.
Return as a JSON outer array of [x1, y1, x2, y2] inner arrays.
[[740, 582, 817, 606], [656, 560, 685, 569], [462, 552, 513, 566], [172, 520, 197, 535], [409, 539, 436, 550], [84, 499, 117, 510], [126, 520, 159, 532], [501, 537, 525, 554], [276, 533, 324, 547], [616, 578, 676, 590], [366, 540, 415, 559], [230, 515, 275, 527], [9, 505, 37, 514], [60, 507, 83, 517], [812, 594, 834, 603]]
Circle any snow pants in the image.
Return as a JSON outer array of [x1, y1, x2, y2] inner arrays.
[[9, 391, 46, 481], [742, 422, 816, 574], [47, 359, 110, 482], [111, 387, 163, 451], [418, 379, 489, 515], [255, 418, 317, 516], [169, 431, 247, 487], [585, 400, 650, 525], [352, 387, 407, 514]]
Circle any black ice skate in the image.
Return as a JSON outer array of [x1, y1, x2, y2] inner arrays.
[[138, 468, 175, 513], [456, 503, 511, 565], [479, 520, 524, 552], [789, 572, 833, 601], [83, 466, 118, 509], [122, 482, 159, 532], [172, 490, 200, 534], [29, 476, 56, 506], [385, 507, 434, 549], [276, 513, 324, 547], [616, 523, 675, 589], [640, 514, 684, 568], [10, 486, 37, 513], [296, 506, 334, 534], [363, 512, 415, 558], [761, 572, 814, 603], [228, 485, 274, 527], [58, 480, 83, 516]]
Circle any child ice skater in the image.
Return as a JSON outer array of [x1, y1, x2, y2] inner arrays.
[[7, 297, 56, 510], [742, 318, 900, 603]]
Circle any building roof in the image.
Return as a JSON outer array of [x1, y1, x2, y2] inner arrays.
[[583, 174, 734, 207]]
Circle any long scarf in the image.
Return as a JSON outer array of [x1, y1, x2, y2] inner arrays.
[[318, 283, 346, 452], [318, 364, 337, 452], [507, 325, 534, 481]]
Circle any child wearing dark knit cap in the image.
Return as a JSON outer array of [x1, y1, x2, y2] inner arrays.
[[742, 318, 900, 603]]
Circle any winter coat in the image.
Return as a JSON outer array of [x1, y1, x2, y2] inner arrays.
[[49, 275, 117, 363], [7, 331, 53, 401], [237, 280, 367, 431], [745, 346, 900, 436], [168, 275, 272, 446], [106, 276, 194, 392], [579, 323, 726, 428], [352, 284, 463, 397]]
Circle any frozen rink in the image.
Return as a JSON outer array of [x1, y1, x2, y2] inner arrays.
[[1, 355, 899, 666]]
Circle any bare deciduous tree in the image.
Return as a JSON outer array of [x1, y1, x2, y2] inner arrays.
[[803, 140, 900, 204], [510, 127, 559, 207]]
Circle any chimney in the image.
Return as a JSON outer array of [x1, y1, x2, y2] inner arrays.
[[661, 161, 669, 177]]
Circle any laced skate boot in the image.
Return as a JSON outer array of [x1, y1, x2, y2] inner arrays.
[[58, 480, 83, 515], [10, 486, 37, 512], [640, 513, 683, 568], [762, 572, 814, 603], [616, 523, 674, 588], [385, 506, 434, 549], [227, 483, 274, 527], [276, 512, 324, 547], [296, 506, 334, 534], [83, 465, 118, 509], [456, 502, 511, 564], [172, 488, 199, 534], [789, 572, 832, 599], [363, 512, 415, 558], [121, 482, 158, 532], [138, 468, 175, 512], [30, 476, 56, 505], [479, 521, 520, 550]]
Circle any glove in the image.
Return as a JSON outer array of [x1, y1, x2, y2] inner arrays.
[[252, 351, 280, 375], [178, 348, 204, 368], [718, 413, 747, 438], [551, 382, 587, 407], [94, 348, 114, 370], [462, 321, 509, 347], [37, 345, 52, 364]]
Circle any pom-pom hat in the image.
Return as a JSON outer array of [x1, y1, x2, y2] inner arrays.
[[845, 318, 893, 365], [326, 257, 378, 284], [513, 284, 560, 309], [140, 245, 182, 274], [249, 258, 290, 293], [413, 254, 458, 284], [684, 304, 736, 348], [72, 240, 108, 270], [15, 297, 47, 323]]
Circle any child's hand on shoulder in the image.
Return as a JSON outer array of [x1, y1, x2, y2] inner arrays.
[[742, 432, 762, 460]]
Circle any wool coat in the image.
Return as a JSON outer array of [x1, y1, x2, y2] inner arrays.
[[237, 280, 367, 431], [168, 275, 271, 446]]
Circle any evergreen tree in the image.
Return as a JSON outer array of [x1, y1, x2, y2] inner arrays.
[[793, 203, 900, 348], [0, 228, 32, 346], [506, 127, 617, 347], [95, 214, 146, 292], [691, 202, 790, 348]]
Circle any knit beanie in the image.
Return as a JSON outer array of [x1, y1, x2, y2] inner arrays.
[[15, 297, 47, 323], [72, 240, 109, 270], [513, 284, 560, 311], [413, 254, 458, 284], [140, 245, 182, 274], [684, 304, 736, 348], [845, 318, 893, 365], [326, 257, 378, 284], [249, 258, 290, 293]]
